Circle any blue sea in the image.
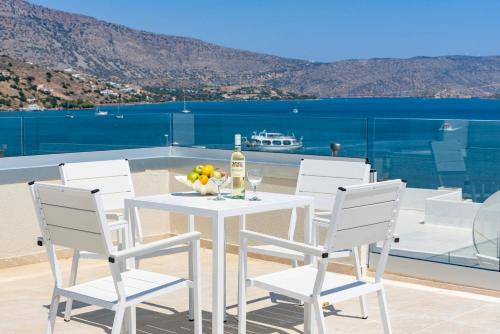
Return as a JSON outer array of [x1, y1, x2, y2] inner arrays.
[[1, 98, 500, 201]]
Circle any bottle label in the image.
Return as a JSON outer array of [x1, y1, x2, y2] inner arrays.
[[231, 160, 245, 177]]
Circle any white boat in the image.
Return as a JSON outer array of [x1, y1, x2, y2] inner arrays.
[[180, 90, 191, 113], [243, 130, 303, 152], [439, 122, 461, 132], [115, 113, 124, 119], [95, 108, 108, 116], [20, 104, 45, 111], [291, 107, 299, 114]]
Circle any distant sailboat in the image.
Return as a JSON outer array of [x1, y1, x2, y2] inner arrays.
[[115, 96, 124, 119], [180, 90, 191, 113], [95, 107, 108, 116]]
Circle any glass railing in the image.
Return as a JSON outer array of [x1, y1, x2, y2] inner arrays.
[[371, 118, 500, 272], [19, 113, 171, 156], [172, 113, 368, 158], [1, 111, 499, 273], [0, 117, 22, 157]]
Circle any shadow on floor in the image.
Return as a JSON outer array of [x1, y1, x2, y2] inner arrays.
[[45, 293, 364, 333]]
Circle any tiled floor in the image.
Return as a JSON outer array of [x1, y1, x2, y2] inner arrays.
[[1, 249, 499, 333]]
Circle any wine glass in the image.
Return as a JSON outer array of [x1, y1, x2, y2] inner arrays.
[[247, 169, 263, 201], [210, 169, 228, 201]]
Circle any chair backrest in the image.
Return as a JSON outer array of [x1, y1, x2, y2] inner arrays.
[[296, 159, 371, 211], [31, 182, 113, 255], [59, 159, 134, 212], [324, 179, 406, 252]]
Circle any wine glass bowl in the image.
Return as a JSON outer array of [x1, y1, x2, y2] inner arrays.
[[210, 169, 228, 201], [247, 169, 264, 201]]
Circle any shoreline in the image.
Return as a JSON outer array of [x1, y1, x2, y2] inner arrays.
[[0, 96, 498, 114]]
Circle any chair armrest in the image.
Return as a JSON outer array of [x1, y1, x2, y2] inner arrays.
[[315, 210, 332, 216], [108, 231, 201, 263], [106, 212, 123, 221], [108, 220, 128, 231], [314, 216, 330, 228], [240, 230, 327, 258]]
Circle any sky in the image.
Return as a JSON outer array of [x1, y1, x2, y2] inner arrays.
[[28, 0, 500, 63]]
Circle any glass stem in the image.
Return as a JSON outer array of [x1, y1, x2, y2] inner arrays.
[[253, 184, 257, 199]]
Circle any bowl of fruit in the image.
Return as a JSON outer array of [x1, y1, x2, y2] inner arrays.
[[175, 164, 231, 196]]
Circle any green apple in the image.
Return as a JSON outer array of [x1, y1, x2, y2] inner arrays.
[[187, 172, 200, 183], [193, 165, 203, 174], [212, 170, 222, 179]]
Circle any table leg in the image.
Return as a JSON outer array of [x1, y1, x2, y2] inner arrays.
[[212, 214, 225, 334], [188, 215, 195, 321], [237, 215, 246, 319], [303, 203, 315, 334]]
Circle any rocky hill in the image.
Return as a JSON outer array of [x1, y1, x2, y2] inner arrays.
[[1, 0, 500, 98], [0, 55, 153, 110]]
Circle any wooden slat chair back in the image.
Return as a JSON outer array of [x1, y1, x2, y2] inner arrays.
[[324, 180, 405, 253], [296, 158, 371, 212], [59, 159, 135, 214], [33, 183, 112, 255]]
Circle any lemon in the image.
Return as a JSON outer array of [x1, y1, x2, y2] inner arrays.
[[199, 174, 209, 185], [201, 164, 214, 176]]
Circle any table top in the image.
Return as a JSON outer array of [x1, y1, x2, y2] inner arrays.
[[125, 191, 314, 218]]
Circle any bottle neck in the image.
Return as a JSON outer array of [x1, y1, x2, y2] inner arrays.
[[234, 145, 241, 152]]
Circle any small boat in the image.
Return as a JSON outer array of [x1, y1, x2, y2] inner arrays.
[[65, 113, 74, 119], [243, 130, 303, 152], [291, 107, 299, 114], [180, 90, 191, 113], [439, 122, 461, 132], [95, 108, 108, 116], [115, 114, 124, 119]]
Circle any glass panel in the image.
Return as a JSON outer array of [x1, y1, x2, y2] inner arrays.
[[0, 117, 22, 157], [172, 113, 368, 158], [23, 113, 171, 155], [372, 118, 500, 271]]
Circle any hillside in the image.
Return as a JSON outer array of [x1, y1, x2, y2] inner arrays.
[[1, 0, 500, 98], [0, 55, 154, 110]]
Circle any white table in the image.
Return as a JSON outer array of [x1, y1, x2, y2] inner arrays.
[[123, 191, 315, 334]]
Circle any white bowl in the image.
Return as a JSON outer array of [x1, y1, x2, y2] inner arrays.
[[175, 175, 231, 195]]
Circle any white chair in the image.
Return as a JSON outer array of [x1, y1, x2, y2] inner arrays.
[[246, 158, 371, 310], [29, 182, 202, 334], [239, 180, 406, 334], [59, 159, 195, 321]]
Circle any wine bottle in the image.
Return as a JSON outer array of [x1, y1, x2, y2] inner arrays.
[[230, 134, 245, 199]]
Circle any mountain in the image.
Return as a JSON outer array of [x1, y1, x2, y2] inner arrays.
[[0, 55, 155, 110], [1, 0, 500, 98]]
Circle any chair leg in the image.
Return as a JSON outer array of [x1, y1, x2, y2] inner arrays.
[[111, 304, 126, 334], [313, 300, 327, 334], [377, 288, 392, 334], [192, 239, 202, 334], [46, 292, 60, 334], [238, 284, 246, 333], [64, 250, 79, 322], [353, 246, 368, 319]]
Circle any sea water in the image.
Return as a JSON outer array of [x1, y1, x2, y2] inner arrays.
[[1, 98, 500, 201]]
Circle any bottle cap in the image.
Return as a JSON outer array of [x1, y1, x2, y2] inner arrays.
[[235, 134, 241, 146]]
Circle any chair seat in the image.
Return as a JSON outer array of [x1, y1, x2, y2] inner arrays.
[[248, 244, 305, 260], [250, 266, 381, 303], [57, 269, 188, 310]]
